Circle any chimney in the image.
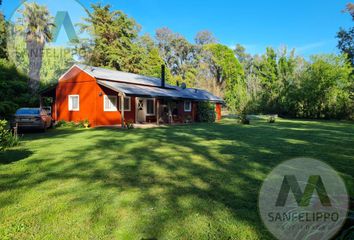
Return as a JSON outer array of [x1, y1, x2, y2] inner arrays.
[[161, 64, 165, 88]]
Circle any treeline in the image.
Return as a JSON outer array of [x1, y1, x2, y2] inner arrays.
[[0, 2, 353, 119]]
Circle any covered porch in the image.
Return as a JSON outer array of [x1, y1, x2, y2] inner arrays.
[[98, 80, 198, 127]]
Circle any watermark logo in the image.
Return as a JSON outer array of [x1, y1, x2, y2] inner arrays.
[[7, 0, 94, 83], [259, 158, 348, 240], [52, 11, 78, 43]]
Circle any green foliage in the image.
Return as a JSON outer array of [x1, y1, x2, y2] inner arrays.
[[238, 114, 250, 125], [124, 121, 134, 129], [258, 47, 279, 113], [0, 120, 19, 151], [80, 3, 141, 73], [9, 38, 74, 86], [268, 116, 276, 123], [16, 2, 54, 92], [337, 3, 354, 66], [0, 119, 352, 239], [195, 30, 217, 45], [40, 46, 74, 85], [55, 120, 88, 128], [197, 102, 216, 123], [337, 28, 354, 66], [156, 28, 198, 85], [236, 43, 353, 119], [136, 34, 171, 79], [0, 59, 36, 119], [0, 12, 7, 59], [297, 54, 353, 119], [203, 44, 247, 113]]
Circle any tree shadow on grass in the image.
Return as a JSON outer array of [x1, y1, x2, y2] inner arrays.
[[0, 149, 32, 165], [0, 119, 353, 239]]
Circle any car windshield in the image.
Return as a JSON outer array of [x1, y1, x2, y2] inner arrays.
[[16, 109, 40, 115]]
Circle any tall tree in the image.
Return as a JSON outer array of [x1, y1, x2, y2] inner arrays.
[[0, 12, 7, 59], [299, 54, 352, 118], [80, 3, 141, 72], [337, 3, 354, 66], [258, 47, 279, 113], [156, 27, 197, 86], [0, 59, 34, 119], [234, 44, 251, 64], [195, 30, 217, 45], [137, 34, 171, 80], [17, 2, 54, 93], [202, 43, 246, 112]]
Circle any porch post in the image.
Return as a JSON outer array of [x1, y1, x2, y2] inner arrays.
[[156, 99, 160, 125], [120, 93, 125, 128]]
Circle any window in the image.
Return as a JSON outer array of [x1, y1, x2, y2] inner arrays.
[[68, 95, 79, 111], [184, 101, 192, 112], [104, 95, 118, 112], [118, 97, 131, 111], [146, 99, 155, 115]]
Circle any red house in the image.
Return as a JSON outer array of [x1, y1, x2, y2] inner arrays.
[[41, 64, 223, 127]]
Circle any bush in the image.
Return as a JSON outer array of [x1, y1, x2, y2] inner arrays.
[[197, 102, 216, 123], [268, 116, 276, 123], [55, 120, 89, 128], [0, 59, 37, 119], [124, 121, 134, 129], [238, 113, 250, 124], [0, 120, 19, 151]]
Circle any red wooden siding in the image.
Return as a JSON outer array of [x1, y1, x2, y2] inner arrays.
[[54, 66, 221, 126], [216, 103, 222, 121], [55, 66, 135, 127]]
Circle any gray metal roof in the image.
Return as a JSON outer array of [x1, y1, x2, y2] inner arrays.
[[77, 64, 175, 88], [98, 80, 223, 102], [75, 64, 223, 102]]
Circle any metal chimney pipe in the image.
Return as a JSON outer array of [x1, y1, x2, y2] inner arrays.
[[161, 64, 165, 88]]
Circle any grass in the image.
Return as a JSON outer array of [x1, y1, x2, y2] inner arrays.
[[0, 117, 353, 240]]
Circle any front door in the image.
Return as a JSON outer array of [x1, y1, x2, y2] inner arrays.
[[137, 98, 145, 123]]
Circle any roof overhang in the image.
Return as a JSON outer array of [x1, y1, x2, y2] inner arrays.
[[97, 80, 224, 103]]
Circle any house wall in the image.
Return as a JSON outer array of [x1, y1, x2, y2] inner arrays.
[[177, 101, 196, 123], [55, 66, 135, 127], [56, 67, 98, 126], [54, 66, 220, 126], [216, 103, 222, 121]]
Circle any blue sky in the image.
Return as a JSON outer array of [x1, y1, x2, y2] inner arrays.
[[1, 0, 353, 57]]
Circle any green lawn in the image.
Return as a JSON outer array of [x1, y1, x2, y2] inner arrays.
[[0, 118, 353, 240]]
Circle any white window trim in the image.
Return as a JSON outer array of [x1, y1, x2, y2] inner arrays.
[[184, 101, 192, 112], [68, 95, 80, 111], [118, 96, 131, 112], [104, 95, 118, 112], [146, 98, 155, 116]]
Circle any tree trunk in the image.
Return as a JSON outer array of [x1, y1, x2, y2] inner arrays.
[[26, 39, 44, 93]]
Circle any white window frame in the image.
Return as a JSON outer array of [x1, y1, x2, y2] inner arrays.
[[118, 96, 131, 112], [104, 95, 118, 112], [184, 101, 192, 112], [146, 98, 155, 116], [68, 95, 80, 111]]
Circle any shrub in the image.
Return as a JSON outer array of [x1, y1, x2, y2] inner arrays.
[[0, 120, 19, 151], [124, 121, 134, 129], [197, 102, 216, 123], [238, 113, 250, 124], [55, 120, 89, 128], [268, 116, 276, 123]]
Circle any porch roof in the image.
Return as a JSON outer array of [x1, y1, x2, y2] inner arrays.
[[97, 80, 223, 103]]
